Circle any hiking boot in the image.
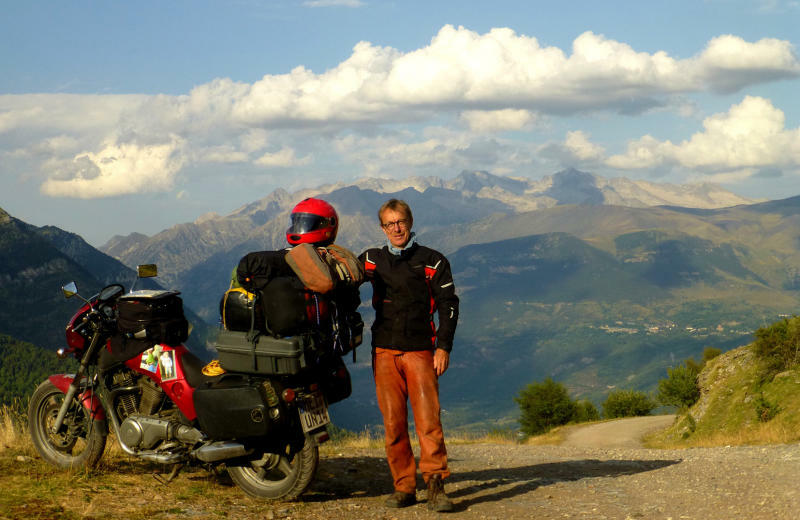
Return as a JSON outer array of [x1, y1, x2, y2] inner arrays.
[[426, 474, 454, 512], [384, 491, 416, 508]]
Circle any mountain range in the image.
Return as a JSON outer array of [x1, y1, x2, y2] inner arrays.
[[98, 169, 759, 323], [2, 169, 798, 431], [0, 207, 211, 352]]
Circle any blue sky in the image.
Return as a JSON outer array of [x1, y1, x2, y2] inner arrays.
[[2, 0, 799, 245]]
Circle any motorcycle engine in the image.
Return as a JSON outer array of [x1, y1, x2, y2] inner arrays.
[[109, 369, 139, 419], [108, 368, 166, 419], [138, 377, 165, 415], [120, 415, 172, 449], [120, 413, 204, 451]]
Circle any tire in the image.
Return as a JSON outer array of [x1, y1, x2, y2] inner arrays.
[[28, 380, 107, 469], [227, 437, 319, 500]]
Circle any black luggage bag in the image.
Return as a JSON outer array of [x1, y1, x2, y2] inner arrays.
[[117, 290, 189, 346]]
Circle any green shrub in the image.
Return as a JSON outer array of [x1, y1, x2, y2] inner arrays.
[[702, 346, 722, 363], [602, 389, 655, 418], [573, 400, 600, 423], [656, 347, 722, 411], [681, 414, 697, 439], [657, 363, 701, 409], [754, 392, 781, 422], [753, 316, 800, 373], [514, 378, 577, 435], [326, 423, 357, 442]]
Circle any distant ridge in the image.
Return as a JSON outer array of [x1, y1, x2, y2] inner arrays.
[[98, 169, 756, 284], [0, 208, 212, 354], [313, 169, 757, 212]]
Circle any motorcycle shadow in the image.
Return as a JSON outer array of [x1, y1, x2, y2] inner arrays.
[[304, 454, 393, 501], [95, 452, 390, 498]]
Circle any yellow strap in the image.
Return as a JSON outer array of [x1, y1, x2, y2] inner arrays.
[[202, 360, 226, 376]]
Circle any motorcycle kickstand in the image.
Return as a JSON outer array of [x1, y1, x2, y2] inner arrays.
[[153, 463, 184, 485]]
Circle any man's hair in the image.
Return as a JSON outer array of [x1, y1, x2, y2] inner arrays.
[[378, 198, 414, 227]]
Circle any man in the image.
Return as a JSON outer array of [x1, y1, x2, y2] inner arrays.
[[359, 199, 459, 512]]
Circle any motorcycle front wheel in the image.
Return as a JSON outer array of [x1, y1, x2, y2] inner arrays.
[[227, 438, 319, 500], [28, 380, 107, 469]]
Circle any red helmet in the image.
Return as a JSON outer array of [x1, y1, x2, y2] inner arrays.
[[286, 198, 339, 246]]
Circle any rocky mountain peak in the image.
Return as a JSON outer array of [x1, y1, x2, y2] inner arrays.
[[544, 168, 605, 205], [449, 170, 529, 195]]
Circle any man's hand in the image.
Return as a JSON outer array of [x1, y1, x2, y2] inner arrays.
[[433, 349, 450, 376]]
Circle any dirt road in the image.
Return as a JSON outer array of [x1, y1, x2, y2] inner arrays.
[[297, 415, 800, 520], [561, 414, 677, 449]]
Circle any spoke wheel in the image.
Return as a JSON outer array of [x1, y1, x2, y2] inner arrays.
[[28, 380, 107, 469], [227, 438, 319, 500]]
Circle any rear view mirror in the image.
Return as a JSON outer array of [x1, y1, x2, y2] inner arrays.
[[137, 264, 158, 278], [62, 281, 78, 299]]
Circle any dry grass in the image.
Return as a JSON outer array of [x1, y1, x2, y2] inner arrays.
[[523, 425, 568, 445], [0, 403, 31, 454], [323, 426, 523, 456], [646, 346, 800, 449], [646, 417, 799, 449]]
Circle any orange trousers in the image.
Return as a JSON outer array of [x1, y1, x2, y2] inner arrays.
[[373, 348, 449, 494]]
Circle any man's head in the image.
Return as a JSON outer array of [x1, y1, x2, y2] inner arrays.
[[286, 197, 339, 246], [378, 199, 413, 249]]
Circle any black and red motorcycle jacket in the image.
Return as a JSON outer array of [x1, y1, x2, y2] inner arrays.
[[359, 243, 459, 352]]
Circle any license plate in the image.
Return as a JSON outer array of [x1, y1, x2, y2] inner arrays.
[[298, 391, 330, 433]]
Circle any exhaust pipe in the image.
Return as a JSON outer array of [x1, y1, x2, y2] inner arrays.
[[193, 441, 252, 463]]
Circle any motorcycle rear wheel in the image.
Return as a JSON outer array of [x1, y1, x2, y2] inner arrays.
[[28, 380, 107, 469], [227, 438, 319, 500]]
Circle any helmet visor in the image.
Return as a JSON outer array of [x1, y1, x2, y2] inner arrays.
[[287, 212, 335, 234]]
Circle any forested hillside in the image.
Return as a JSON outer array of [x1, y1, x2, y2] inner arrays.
[[0, 334, 76, 405]]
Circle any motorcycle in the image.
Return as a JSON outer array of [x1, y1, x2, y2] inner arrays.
[[28, 264, 356, 500]]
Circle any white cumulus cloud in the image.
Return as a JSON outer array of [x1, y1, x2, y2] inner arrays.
[[693, 35, 800, 92], [2, 25, 799, 198], [460, 109, 537, 132], [606, 96, 800, 173], [40, 137, 187, 198], [564, 131, 606, 162], [254, 147, 312, 168]]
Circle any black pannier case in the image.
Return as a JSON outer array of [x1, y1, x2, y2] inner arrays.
[[117, 290, 189, 346], [216, 329, 310, 375], [193, 380, 271, 439]]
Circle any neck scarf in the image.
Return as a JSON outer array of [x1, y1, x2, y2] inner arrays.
[[387, 232, 417, 256]]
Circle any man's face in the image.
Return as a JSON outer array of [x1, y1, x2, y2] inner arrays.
[[380, 208, 412, 249]]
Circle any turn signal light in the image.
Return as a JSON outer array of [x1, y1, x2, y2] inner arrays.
[[281, 388, 296, 403]]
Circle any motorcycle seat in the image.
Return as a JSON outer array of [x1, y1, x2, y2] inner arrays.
[[180, 350, 224, 388]]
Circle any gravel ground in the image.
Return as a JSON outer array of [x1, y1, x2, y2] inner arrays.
[[284, 416, 800, 520], [297, 442, 800, 520], [6, 417, 799, 520]]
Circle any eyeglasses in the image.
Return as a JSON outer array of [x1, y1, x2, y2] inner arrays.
[[381, 219, 409, 230]]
